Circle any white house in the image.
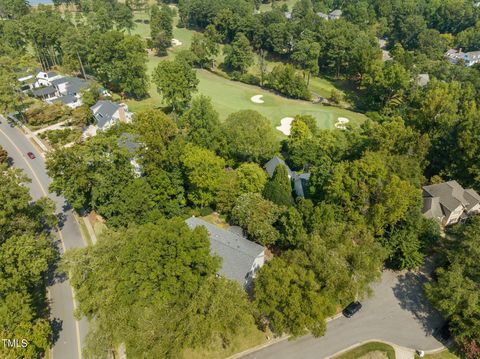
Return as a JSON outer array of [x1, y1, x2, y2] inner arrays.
[[84, 100, 132, 137], [35, 71, 64, 88], [185, 217, 265, 288], [445, 49, 480, 67], [422, 181, 480, 226]]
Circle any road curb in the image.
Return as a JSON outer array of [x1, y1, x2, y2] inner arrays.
[[228, 312, 344, 359]]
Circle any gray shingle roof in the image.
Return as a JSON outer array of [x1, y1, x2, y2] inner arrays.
[[116, 133, 140, 155], [90, 100, 120, 129], [423, 180, 480, 216], [55, 95, 77, 105], [65, 77, 88, 95], [264, 156, 293, 178], [185, 217, 264, 285], [47, 71, 58, 77], [422, 197, 444, 220], [50, 77, 70, 86], [32, 86, 56, 97]]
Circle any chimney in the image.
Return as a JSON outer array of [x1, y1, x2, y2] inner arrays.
[[118, 105, 126, 123]]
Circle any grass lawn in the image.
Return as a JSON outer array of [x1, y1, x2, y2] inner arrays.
[[333, 342, 396, 359], [127, 5, 366, 130], [415, 349, 462, 359], [259, 0, 298, 12], [181, 324, 267, 359]]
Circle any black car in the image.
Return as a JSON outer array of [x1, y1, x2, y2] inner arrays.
[[343, 301, 362, 318]]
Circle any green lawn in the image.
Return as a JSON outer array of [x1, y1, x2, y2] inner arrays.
[[416, 349, 462, 359], [333, 342, 396, 359], [259, 0, 299, 12], [127, 5, 366, 130]]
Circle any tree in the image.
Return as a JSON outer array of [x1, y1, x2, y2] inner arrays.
[[88, 31, 149, 98], [150, 4, 173, 39], [266, 64, 310, 100], [152, 31, 172, 56], [291, 39, 320, 85], [190, 33, 219, 69], [114, 3, 135, 33], [224, 110, 279, 163], [179, 95, 223, 152], [0, 57, 23, 113], [263, 164, 293, 206], [64, 218, 222, 358], [231, 193, 281, 246], [0, 0, 29, 19], [425, 217, 480, 352], [0, 145, 7, 164], [223, 32, 254, 74], [153, 57, 199, 112], [182, 144, 226, 208]]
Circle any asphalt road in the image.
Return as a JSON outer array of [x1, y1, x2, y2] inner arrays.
[[244, 269, 444, 359], [0, 116, 88, 359]]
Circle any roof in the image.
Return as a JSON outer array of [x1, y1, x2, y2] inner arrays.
[[32, 86, 56, 97], [50, 77, 70, 86], [423, 181, 480, 214], [65, 77, 88, 95], [90, 100, 120, 129], [417, 74, 430, 87], [185, 217, 265, 285], [292, 172, 311, 197], [55, 95, 77, 105], [422, 197, 444, 220], [329, 9, 342, 16], [117, 133, 140, 154], [47, 71, 58, 77], [264, 156, 293, 178]]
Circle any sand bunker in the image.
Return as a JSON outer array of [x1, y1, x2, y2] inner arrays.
[[335, 117, 349, 130], [276, 117, 294, 135], [171, 38, 183, 47], [250, 94, 264, 104]]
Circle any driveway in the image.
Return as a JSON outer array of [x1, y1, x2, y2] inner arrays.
[[243, 268, 444, 359], [0, 116, 88, 359]]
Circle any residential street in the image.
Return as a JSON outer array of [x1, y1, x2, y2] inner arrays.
[[243, 269, 444, 359], [0, 116, 88, 359]]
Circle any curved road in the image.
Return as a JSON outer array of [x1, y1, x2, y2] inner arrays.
[[0, 116, 88, 359], [243, 270, 444, 359]]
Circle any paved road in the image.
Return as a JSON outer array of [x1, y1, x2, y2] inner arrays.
[[0, 116, 88, 359], [244, 269, 444, 359]]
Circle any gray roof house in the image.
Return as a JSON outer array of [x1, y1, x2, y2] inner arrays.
[[422, 180, 480, 226], [264, 155, 310, 198], [329, 9, 342, 20], [84, 100, 133, 138], [185, 217, 265, 287], [32, 86, 57, 99], [117, 133, 142, 177], [445, 49, 480, 67]]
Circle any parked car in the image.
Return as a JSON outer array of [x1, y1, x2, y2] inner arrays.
[[343, 301, 362, 318], [27, 152, 36, 159]]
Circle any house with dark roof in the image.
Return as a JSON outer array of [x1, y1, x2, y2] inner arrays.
[[84, 100, 133, 137], [35, 71, 63, 88], [185, 217, 265, 287], [264, 155, 310, 198], [32, 86, 57, 100], [117, 133, 142, 177], [422, 181, 480, 226]]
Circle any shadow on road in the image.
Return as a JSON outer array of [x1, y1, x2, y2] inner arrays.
[[392, 264, 444, 336], [50, 318, 63, 345]]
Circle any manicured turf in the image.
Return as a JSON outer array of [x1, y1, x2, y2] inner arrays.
[[127, 6, 367, 131], [259, 0, 298, 12], [333, 342, 396, 359], [416, 349, 461, 359]]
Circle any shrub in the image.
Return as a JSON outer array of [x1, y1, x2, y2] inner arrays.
[[265, 64, 310, 100]]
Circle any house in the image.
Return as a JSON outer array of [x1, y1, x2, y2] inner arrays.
[[185, 217, 265, 287], [422, 181, 480, 226], [32, 86, 57, 100], [54, 95, 80, 108], [316, 12, 329, 20], [35, 71, 63, 88], [84, 100, 132, 137], [445, 49, 480, 67], [292, 172, 311, 198], [378, 38, 392, 62], [329, 9, 342, 20], [264, 155, 310, 198], [117, 133, 142, 177], [264, 156, 294, 178], [416, 73, 430, 87]]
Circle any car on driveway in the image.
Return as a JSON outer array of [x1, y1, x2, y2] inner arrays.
[[27, 152, 36, 159], [343, 301, 362, 318]]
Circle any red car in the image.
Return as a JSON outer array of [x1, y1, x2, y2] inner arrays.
[[27, 152, 36, 159]]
